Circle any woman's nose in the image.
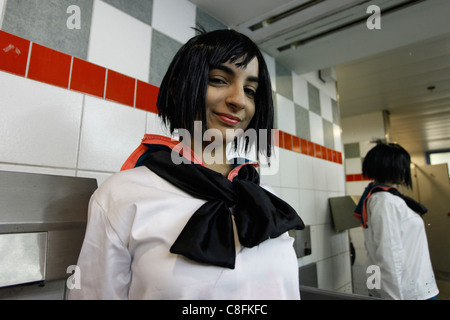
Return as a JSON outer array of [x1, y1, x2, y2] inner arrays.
[[225, 85, 246, 110]]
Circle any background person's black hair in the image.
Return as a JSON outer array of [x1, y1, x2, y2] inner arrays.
[[362, 140, 413, 189]]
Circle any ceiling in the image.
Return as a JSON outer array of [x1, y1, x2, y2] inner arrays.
[[190, 0, 450, 156]]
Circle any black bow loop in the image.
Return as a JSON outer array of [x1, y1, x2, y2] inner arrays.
[[170, 200, 236, 269]]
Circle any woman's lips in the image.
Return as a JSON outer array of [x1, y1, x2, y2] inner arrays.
[[215, 113, 241, 125]]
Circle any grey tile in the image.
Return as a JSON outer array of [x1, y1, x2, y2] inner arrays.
[[275, 61, 293, 100], [344, 142, 361, 158], [323, 119, 334, 149], [149, 29, 182, 87], [2, 0, 93, 60], [295, 104, 310, 141], [103, 0, 153, 26], [308, 83, 321, 116], [195, 7, 227, 33], [331, 98, 340, 125]]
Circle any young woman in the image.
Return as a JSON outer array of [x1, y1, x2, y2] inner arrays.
[[354, 142, 438, 300], [69, 29, 304, 300]]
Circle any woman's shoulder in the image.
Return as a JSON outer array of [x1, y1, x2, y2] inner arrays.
[[369, 190, 405, 206], [367, 190, 410, 220], [93, 166, 171, 206]]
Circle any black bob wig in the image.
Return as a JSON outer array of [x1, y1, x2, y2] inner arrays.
[[157, 29, 274, 157], [362, 141, 413, 189]]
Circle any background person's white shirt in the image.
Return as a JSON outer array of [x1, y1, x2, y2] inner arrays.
[[363, 191, 439, 300]]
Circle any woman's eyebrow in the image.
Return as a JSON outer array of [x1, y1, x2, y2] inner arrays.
[[211, 64, 259, 84]]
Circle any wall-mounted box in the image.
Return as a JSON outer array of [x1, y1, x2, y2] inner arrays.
[[329, 196, 361, 232], [290, 225, 311, 258], [0, 171, 97, 291]]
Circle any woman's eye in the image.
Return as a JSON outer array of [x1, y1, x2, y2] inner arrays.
[[245, 88, 256, 97], [209, 77, 227, 85]]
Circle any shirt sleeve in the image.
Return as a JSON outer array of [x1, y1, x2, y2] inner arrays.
[[367, 194, 405, 300], [67, 195, 132, 300]]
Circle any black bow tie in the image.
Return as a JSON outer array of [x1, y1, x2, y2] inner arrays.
[[144, 149, 304, 269]]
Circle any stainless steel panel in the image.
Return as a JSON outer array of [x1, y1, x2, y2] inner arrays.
[[0, 232, 47, 288], [0, 170, 97, 234]]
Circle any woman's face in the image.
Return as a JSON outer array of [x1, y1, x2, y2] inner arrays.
[[205, 57, 258, 144]]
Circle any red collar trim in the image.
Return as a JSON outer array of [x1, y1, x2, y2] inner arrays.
[[121, 134, 259, 182]]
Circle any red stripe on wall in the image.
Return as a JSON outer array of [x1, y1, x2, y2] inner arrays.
[[70, 57, 106, 98], [346, 174, 371, 182], [0, 30, 30, 77], [27, 43, 72, 89], [105, 70, 135, 107], [136, 80, 159, 113]]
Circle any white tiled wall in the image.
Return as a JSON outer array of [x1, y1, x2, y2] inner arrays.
[[1, 0, 351, 294]]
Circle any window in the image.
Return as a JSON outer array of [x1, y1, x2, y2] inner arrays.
[[426, 150, 450, 177]]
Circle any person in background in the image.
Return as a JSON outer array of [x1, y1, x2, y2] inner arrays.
[[354, 141, 439, 300], [69, 29, 304, 300]]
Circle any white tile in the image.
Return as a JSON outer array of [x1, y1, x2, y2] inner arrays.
[[320, 91, 333, 122], [314, 224, 333, 260], [276, 93, 296, 135], [316, 257, 334, 290], [260, 147, 282, 187], [297, 189, 316, 226], [346, 181, 369, 196], [297, 153, 314, 189], [0, 74, 83, 168], [152, 0, 196, 44], [314, 190, 331, 225], [278, 148, 299, 188], [262, 51, 276, 92], [330, 230, 350, 255], [309, 112, 324, 145], [333, 123, 343, 152], [331, 252, 352, 290], [88, 0, 152, 81], [329, 162, 347, 193], [146, 112, 172, 137], [359, 139, 375, 157], [259, 145, 280, 177], [78, 96, 147, 172], [279, 187, 301, 214], [292, 73, 309, 109], [345, 157, 362, 174], [312, 158, 327, 191]]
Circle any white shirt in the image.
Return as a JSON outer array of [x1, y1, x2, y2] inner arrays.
[[363, 191, 439, 300], [68, 166, 300, 300]]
